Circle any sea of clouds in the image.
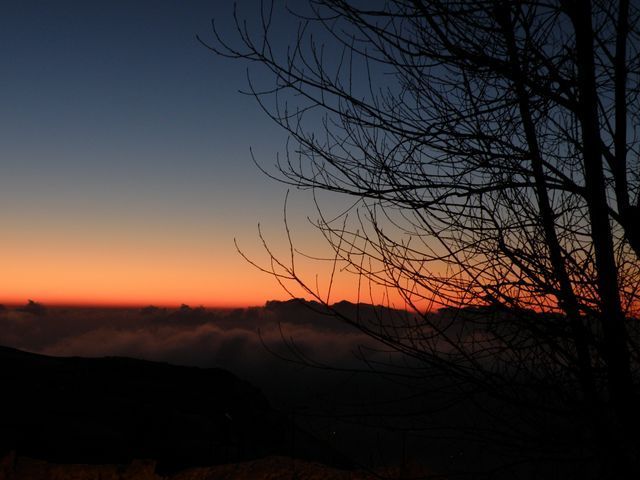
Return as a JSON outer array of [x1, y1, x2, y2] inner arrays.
[[0, 300, 411, 408], [0, 300, 505, 469]]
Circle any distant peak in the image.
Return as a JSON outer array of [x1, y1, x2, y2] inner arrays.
[[17, 299, 47, 315]]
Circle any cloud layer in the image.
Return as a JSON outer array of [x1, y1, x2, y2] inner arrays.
[[0, 300, 401, 406]]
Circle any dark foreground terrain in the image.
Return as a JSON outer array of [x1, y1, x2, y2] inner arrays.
[[0, 346, 348, 474], [0, 452, 433, 480]]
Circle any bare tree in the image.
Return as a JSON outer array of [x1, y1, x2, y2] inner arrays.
[[203, 1, 640, 477]]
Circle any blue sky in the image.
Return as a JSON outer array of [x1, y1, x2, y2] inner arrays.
[[0, 1, 334, 306]]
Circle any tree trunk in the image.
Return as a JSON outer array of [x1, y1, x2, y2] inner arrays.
[[568, 0, 637, 472]]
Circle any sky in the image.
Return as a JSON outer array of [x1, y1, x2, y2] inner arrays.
[[0, 0, 363, 307]]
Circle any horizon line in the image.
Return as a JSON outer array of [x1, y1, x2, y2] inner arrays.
[[0, 298, 267, 310]]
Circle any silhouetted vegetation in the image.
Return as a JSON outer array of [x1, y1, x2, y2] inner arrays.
[[205, 1, 640, 477]]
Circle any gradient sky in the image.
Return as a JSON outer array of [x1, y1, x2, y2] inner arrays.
[[0, 0, 364, 307]]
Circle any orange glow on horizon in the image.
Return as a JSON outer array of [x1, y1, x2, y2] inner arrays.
[[0, 295, 267, 309], [0, 262, 418, 310], [0, 215, 436, 311], [0, 275, 412, 310], [0, 251, 405, 310]]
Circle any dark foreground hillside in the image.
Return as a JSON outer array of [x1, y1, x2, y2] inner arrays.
[[0, 452, 433, 480], [0, 346, 348, 473]]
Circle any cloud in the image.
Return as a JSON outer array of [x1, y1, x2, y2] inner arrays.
[[0, 300, 500, 468], [0, 299, 420, 421], [0, 300, 379, 374]]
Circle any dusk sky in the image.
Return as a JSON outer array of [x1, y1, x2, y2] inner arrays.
[[1, 1, 359, 307]]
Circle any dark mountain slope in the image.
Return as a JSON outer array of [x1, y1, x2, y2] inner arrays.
[[0, 345, 346, 473]]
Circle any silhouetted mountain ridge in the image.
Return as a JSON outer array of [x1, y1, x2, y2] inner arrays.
[[262, 298, 415, 333], [0, 345, 350, 473]]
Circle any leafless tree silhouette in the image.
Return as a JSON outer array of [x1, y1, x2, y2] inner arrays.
[[203, 1, 640, 477]]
